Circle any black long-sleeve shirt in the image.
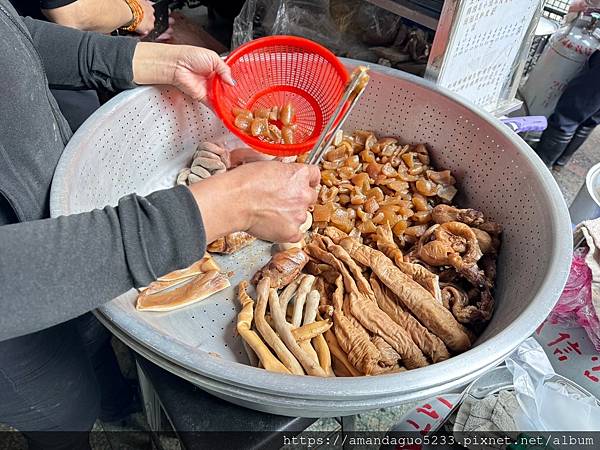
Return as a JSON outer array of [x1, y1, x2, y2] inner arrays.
[[9, 0, 75, 20], [0, 0, 205, 341]]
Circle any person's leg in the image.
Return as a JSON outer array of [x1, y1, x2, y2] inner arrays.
[[536, 51, 600, 166], [549, 51, 600, 133], [555, 119, 599, 166], [74, 313, 137, 422], [0, 323, 100, 450]]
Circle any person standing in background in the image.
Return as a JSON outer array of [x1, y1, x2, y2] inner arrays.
[[9, 0, 163, 130], [535, 0, 600, 167]]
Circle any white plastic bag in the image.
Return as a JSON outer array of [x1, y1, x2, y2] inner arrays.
[[505, 338, 600, 431]]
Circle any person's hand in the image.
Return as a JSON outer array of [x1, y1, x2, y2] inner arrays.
[[134, 0, 156, 36], [188, 161, 320, 244], [155, 15, 175, 42], [239, 162, 320, 243], [170, 46, 235, 102], [229, 148, 274, 167], [569, 0, 589, 12], [132, 43, 234, 102]]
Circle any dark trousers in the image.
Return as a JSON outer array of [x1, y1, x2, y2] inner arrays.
[[0, 315, 133, 450], [549, 50, 600, 134], [50, 90, 100, 132]]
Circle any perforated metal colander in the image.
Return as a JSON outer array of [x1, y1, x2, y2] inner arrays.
[[50, 60, 572, 417]]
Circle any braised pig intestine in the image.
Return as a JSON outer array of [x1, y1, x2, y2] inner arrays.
[[419, 222, 482, 270]]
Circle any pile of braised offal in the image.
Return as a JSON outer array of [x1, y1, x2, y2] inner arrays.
[[239, 130, 502, 377]]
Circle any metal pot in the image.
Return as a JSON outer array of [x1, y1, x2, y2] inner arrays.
[[50, 60, 572, 417], [569, 162, 600, 226]]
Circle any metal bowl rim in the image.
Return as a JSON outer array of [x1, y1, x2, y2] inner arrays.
[[50, 60, 572, 401]]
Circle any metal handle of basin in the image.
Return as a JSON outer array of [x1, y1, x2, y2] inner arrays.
[[501, 116, 548, 133]]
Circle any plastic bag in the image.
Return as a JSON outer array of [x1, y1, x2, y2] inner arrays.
[[231, 0, 344, 53], [330, 0, 361, 34], [231, 0, 279, 48], [505, 338, 600, 431], [354, 2, 402, 46], [548, 247, 600, 351]]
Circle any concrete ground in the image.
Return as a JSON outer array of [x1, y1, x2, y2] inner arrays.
[[552, 127, 600, 206]]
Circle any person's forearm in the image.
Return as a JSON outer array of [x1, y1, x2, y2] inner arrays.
[[132, 42, 181, 86], [23, 17, 138, 91], [131, 42, 235, 99], [0, 186, 204, 342], [42, 0, 133, 33], [187, 173, 250, 244]]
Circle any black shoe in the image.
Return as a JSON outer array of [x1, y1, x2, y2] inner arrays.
[[556, 124, 596, 166], [535, 125, 575, 167]]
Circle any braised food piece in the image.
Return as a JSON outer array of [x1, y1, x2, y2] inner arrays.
[[374, 224, 442, 303], [431, 205, 485, 226], [255, 277, 304, 375], [278, 275, 305, 315], [280, 102, 295, 126], [330, 277, 382, 375], [292, 320, 333, 341], [291, 275, 315, 327], [233, 103, 296, 144], [298, 290, 333, 376], [320, 303, 361, 377], [325, 329, 361, 377], [350, 66, 370, 101], [324, 238, 377, 303], [298, 289, 334, 376], [371, 336, 401, 367], [236, 281, 290, 374], [346, 291, 428, 369], [339, 237, 472, 353], [478, 220, 503, 236], [251, 248, 309, 289], [418, 222, 482, 270], [208, 231, 256, 254], [268, 289, 327, 376], [472, 228, 493, 254], [306, 241, 428, 369], [136, 270, 229, 312], [441, 283, 493, 324], [480, 254, 497, 287], [313, 330, 334, 376], [156, 255, 220, 284], [371, 276, 450, 363]]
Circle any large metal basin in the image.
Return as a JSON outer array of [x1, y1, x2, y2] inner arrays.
[[50, 61, 572, 417]]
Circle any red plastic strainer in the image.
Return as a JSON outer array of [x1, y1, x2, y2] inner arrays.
[[210, 36, 350, 157]]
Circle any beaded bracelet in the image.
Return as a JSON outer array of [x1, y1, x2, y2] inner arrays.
[[119, 0, 144, 33]]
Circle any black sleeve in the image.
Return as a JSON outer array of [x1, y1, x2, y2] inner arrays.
[[40, 0, 76, 9], [23, 16, 138, 91], [0, 186, 206, 342]]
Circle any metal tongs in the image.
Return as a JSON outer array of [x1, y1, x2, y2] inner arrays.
[[305, 66, 371, 165]]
